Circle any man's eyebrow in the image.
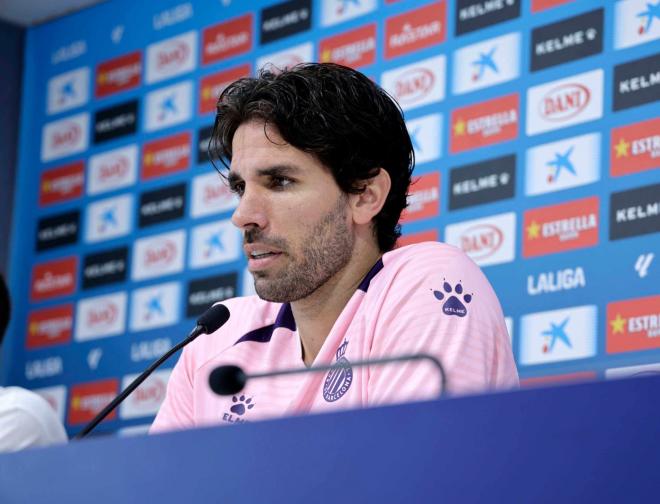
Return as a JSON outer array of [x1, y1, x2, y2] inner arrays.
[[255, 165, 302, 178]]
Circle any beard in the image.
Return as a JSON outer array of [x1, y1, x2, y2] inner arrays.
[[247, 195, 355, 303]]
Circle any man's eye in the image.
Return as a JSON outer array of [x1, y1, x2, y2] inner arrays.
[[229, 182, 245, 196], [270, 176, 293, 189]]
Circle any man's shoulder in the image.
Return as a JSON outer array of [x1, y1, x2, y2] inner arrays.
[[382, 241, 475, 274], [184, 296, 283, 365]]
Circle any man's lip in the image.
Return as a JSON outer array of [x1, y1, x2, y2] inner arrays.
[[243, 244, 283, 256]]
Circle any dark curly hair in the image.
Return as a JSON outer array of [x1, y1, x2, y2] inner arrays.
[[210, 63, 414, 252], [0, 273, 10, 344]]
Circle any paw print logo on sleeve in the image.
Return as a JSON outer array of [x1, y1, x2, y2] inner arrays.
[[433, 280, 473, 317]]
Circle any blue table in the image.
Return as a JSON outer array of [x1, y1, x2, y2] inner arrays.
[[1, 375, 659, 503]]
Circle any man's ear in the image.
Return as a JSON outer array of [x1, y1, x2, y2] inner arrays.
[[349, 168, 391, 225]]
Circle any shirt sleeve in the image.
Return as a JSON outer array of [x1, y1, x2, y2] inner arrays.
[[150, 346, 196, 434], [366, 243, 518, 407]]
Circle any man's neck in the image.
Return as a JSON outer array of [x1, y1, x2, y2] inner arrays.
[[291, 239, 382, 367]]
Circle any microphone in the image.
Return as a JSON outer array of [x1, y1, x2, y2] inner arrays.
[[75, 304, 230, 439], [209, 353, 447, 398]]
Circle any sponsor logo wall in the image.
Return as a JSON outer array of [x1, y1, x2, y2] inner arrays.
[[6, 0, 660, 435]]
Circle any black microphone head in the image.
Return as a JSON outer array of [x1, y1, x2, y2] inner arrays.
[[209, 365, 247, 396], [196, 304, 230, 334]]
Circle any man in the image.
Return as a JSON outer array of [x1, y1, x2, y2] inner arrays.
[[0, 274, 68, 452], [151, 63, 517, 431]]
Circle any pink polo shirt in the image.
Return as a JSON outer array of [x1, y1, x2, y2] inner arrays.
[[151, 242, 518, 432]]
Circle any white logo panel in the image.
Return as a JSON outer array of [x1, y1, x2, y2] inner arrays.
[[321, 0, 376, 27], [614, 0, 660, 49], [85, 194, 133, 243], [526, 69, 603, 136], [119, 369, 171, 419], [406, 113, 442, 165], [130, 281, 181, 332], [519, 305, 597, 365], [452, 32, 520, 95], [256, 42, 314, 73], [444, 212, 516, 267], [132, 229, 186, 281], [381, 55, 446, 112], [88, 144, 138, 195], [33, 385, 67, 423], [190, 219, 241, 269], [606, 362, 660, 380], [41, 113, 90, 163], [145, 80, 193, 132], [146, 31, 197, 84], [47, 67, 90, 115], [525, 133, 601, 196], [75, 291, 127, 341], [191, 172, 239, 218]]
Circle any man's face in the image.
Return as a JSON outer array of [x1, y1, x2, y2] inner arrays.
[[228, 120, 355, 303]]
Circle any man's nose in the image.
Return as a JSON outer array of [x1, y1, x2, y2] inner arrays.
[[231, 188, 268, 230]]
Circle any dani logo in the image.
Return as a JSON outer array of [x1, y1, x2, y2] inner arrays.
[[68, 379, 119, 425], [95, 52, 141, 98], [385, 1, 446, 60], [41, 113, 90, 163], [444, 212, 516, 267], [146, 31, 197, 84], [381, 55, 446, 112], [525, 133, 601, 196], [526, 69, 603, 136], [47, 67, 90, 115], [39, 161, 84, 206], [74, 291, 127, 341], [88, 144, 138, 195], [191, 171, 239, 218], [132, 229, 186, 281], [452, 32, 520, 95], [119, 369, 171, 419], [519, 305, 597, 365], [607, 295, 660, 354], [523, 196, 599, 258]]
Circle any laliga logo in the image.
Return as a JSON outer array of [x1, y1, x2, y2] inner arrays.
[[99, 156, 129, 181], [87, 303, 118, 327], [158, 42, 190, 69], [52, 124, 81, 148], [395, 68, 434, 103], [459, 224, 503, 261], [145, 240, 177, 267], [540, 84, 590, 122]]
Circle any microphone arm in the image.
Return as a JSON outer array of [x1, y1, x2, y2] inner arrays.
[[75, 304, 230, 439], [210, 353, 447, 398]]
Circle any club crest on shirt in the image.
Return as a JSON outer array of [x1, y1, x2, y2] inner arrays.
[[432, 280, 473, 317], [323, 340, 353, 402]]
